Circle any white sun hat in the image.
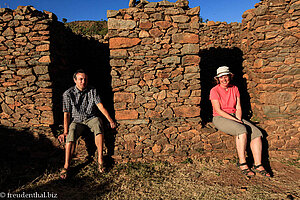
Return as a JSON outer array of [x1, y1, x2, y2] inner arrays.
[[215, 66, 232, 78]]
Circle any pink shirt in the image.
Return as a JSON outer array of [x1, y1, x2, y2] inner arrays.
[[209, 84, 240, 116]]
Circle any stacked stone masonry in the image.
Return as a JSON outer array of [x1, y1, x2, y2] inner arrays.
[[108, 1, 207, 162], [241, 0, 299, 157], [0, 0, 299, 162], [0, 6, 55, 128]]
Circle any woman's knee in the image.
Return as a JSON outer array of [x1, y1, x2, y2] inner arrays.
[[236, 132, 247, 139]]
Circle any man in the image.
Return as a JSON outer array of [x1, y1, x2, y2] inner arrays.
[[58, 69, 116, 179]]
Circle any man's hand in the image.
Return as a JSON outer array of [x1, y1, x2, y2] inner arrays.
[[109, 121, 117, 129], [58, 133, 67, 143]]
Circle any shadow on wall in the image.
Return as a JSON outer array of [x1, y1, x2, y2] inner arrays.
[[48, 22, 116, 165], [199, 47, 252, 125], [0, 126, 64, 192]]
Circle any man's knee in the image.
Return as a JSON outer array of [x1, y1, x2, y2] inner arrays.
[[87, 117, 104, 135]]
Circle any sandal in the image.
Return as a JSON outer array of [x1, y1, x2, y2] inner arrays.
[[237, 162, 255, 177], [60, 168, 68, 179], [98, 163, 105, 173], [252, 164, 271, 177]]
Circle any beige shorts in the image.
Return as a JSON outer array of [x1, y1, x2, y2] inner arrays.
[[212, 115, 263, 141], [66, 117, 104, 143]]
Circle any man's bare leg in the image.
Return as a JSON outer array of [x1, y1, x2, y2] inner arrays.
[[95, 133, 104, 172], [64, 142, 75, 169]]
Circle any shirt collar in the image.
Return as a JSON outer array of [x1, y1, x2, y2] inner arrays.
[[74, 86, 88, 94]]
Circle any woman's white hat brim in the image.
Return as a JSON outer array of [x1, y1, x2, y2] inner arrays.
[[215, 66, 232, 78], [215, 72, 232, 78]]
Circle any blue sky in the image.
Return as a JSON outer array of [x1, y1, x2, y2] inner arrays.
[[1, 0, 260, 23]]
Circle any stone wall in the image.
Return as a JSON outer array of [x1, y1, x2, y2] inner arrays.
[[241, 0, 299, 158], [108, 1, 205, 162], [0, 6, 112, 141], [108, 0, 299, 161], [0, 6, 54, 129], [1, 0, 299, 162]]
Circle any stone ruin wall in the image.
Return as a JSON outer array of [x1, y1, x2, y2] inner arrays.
[[0, 0, 299, 162], [241, 0, 299, 158], [108, 0, 299, 161], [0, 6, 111, 142], [108, 2, 205, 162], [0, 6, 55, 134]]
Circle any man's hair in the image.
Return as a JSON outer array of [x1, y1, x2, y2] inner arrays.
[[73, 69, 87, 80]]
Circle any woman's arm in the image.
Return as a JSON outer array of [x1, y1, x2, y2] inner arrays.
[[235, 97, 243, 121], [211, 99, 243, 123]]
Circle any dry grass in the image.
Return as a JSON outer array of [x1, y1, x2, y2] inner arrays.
[[9, 156, 300, 200]]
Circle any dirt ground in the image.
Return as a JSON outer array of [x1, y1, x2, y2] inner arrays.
[[8, 156, 300, 200], [0, 128, 299, 200]]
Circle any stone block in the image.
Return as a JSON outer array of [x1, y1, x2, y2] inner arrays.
[[181, 44, 199, 55], [171, 15, 189, 23], [182, 55, 201, 66], [110, 59, 125, 67], [1, 103, 13, 115], [108, 18, 136, 30], [284, 21, 298, 29], [162, 56, 180, 64], [3, 27, 14, 36], [15, 26, 30, 33], [33, 24, 48, 31], [115, 110, 139, 120], [152, 143, 162, 154], [114, 92, 135, 103], [36, 44, 50, 51], [164, 8, 181, 15], [253, 59, 266, 68], [107, 10, 119, 18], [17, 68, 32, 76], [109, 38, 141, 49], [33, 65, 48, 75], [260, 92, 297, 105], [173, 105, 200, 117], [149, 28, 163, 37], [172, 33, 199, 44], [139, 30, 150, 38], [38, 56, 51, 63], [139, 20, 152, 29], [155, 21, 172, 29], [285, 137, 299, 149], [145, 110, 160, 118], [162, 144, 175, 153]]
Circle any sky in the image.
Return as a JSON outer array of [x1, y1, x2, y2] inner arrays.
[[1, 0, 260, 23]]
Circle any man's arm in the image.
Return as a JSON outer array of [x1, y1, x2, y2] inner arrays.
[[58, 112, 71, 143], [96, 103, 116, 129]]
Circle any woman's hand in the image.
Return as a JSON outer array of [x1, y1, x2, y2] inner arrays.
[[235, 119, 244, 124]]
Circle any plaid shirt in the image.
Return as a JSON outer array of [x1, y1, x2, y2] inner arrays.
[[63, 86, 102, 122]]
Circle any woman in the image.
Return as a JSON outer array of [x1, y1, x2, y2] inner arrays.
[[209, 66, 270, 177]]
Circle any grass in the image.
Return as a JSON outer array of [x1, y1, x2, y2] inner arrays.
[[8, 156, 300, 200], [1, 127, 299, 199], [65, 20, 108, 36]]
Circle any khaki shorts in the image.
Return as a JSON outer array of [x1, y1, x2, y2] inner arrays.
[[212, 115, 263, 141], [66, 117, 104, 143]]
